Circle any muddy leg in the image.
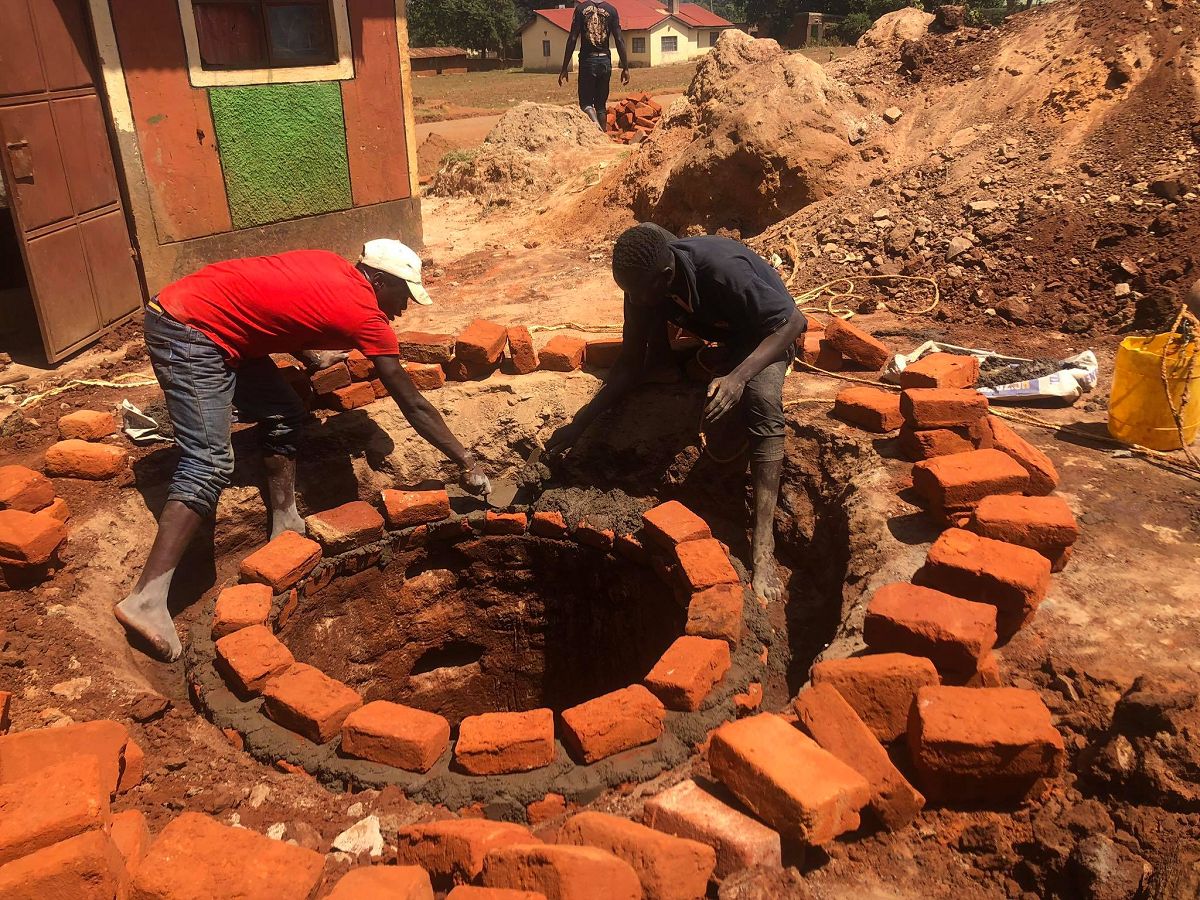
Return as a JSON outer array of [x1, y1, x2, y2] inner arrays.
[[751, 449, 785, 603], [264, 454, 304, 539]]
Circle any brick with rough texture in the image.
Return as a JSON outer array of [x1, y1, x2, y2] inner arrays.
[[0, 719, 131, 795], [908, 686, 1065, 806], [305, 501, 384, 553], [560, 811, 716, 900], [331, 381, 376, 410], [900, 388, 989, 429], [36, 496, 70, 523], [44, 440, 128, 480], [341, 701, 450, 773], [262, 664, 362, 743], [239, 531, 322, 592], [403, 361, 447, 391], [642, 779, 781, 880], [912, 449, 1029, 513], [675, 539, 739, 591], [211, 583, 273, 639], [383, 488, 451, 528], [325, 865, 434, 899], [398, 331, 456, 364], [969, 494, 1079, 561], [0, 757, 109, 866], [538, 335, 586, 372], [58, 410, 119, 441], [455, 709, 555, 775], [0, 509, 66, 566], [897, 420, 991, 461], [899, 353, 980, 389], [707, 713, 871, 844], [311, 362, 352, 394], [985, 418, 1059, 495], [863, 583, 997, 677], [0, 692, 9, 734], [398, 820, 537, 884], [370, 377, 389, 398], [832, 386, 903, 432], [913, 528, 1052, 640], [447, 888, 546, 900], [0, 465, 55, 512], [794, 684, 925, 830], [507, 327, 539, 374], [129, 812, 324, 900], [645, 636, 731, 711], [560, 685, 665, 764], [685, 583, 743, 645], [0, 829, 127, 900], [584, 338, 623, 368], [824, 318, 891, 370], [809, 653, 940, 743], [641, 501, 711, 548], [109, 809, 151, 870], [573, 520, 613, 550], [456, 320, 509, 373], [529, 511, 568, 539], [214, 625, 295, 696], [485, 511, 528, 535], [481, 844, 640, 900]]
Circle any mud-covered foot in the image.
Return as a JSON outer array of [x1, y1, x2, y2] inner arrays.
[[115, 594, 181, 662], [752, 560, 785, 604], [270, 508, 306, 540]]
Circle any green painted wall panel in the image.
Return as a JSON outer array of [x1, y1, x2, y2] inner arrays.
[[209, 82, 352, 230]]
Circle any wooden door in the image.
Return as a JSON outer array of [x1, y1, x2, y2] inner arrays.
[[0, 0, 144, 362]]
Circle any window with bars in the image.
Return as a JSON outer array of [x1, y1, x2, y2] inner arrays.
[[192, 0, 337, 70], [710, 30, 720, 46], [631, 36, 646, 53], [660, 35, 678, 52], [543, 39, 551, 56]]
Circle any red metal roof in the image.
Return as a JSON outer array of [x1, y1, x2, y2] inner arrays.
[[528, 1, 734, 34]]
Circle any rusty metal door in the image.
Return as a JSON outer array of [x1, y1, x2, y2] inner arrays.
[[0, 0, 144, 362]]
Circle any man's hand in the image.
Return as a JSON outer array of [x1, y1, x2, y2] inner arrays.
[[304, 350, 349, 370], [460, 461, 491, 497], [621, 68, 630, 85], [558, 70, 569, 86], [705, 375, 746, 424], [545, 421, 584, 457]]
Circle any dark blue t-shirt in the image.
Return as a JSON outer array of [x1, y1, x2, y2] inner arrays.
[[572, 1, 622, 56]]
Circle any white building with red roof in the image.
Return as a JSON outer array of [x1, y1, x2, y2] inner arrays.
[[520, 0, 737, 71]]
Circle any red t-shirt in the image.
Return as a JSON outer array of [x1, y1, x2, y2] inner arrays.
[[158, 250, 400, 366]]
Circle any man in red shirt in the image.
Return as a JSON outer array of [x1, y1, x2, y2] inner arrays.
[[116, 240, 489, 662]]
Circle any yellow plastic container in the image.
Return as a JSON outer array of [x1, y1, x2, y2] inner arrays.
[[1107, 332, 1200, 451]]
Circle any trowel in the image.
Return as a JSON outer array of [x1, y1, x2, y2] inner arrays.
[[486, 444, 544, 509]]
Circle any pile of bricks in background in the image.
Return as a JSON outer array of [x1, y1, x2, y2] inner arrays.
[[606, 92, 663, 144], [273, 322, 625, 414]]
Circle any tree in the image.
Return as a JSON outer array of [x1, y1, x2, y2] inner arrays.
[[408, 0, 520, 55]]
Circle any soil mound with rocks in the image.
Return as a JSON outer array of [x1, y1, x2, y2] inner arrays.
[[856, 7, 935, 48]]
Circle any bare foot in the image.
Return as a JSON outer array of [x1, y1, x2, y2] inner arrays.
[[115, 594, 182, 662], [270, 508, 306, 540], [753, 560, 785, 604]]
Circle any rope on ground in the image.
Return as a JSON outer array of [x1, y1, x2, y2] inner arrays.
[[17, 373, 157, 410], [793, 273, 941, 320], [527, 322, 624, 334]]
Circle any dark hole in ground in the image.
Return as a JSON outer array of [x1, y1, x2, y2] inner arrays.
[[277, 534, 685, 726]]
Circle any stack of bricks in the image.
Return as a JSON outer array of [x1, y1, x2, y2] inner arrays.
[[0, 464, 69, 590], [606, 92, 662, 144]]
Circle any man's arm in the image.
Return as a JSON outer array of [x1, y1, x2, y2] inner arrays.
[[611, 7, 630, 83], [559, 7, 581, 84], [372, 355, 489, 492], [705, 307, 807, 423]]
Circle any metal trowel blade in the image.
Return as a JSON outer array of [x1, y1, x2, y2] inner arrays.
[[486, 479, 520, 508]]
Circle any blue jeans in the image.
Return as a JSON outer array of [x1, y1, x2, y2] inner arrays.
[[143, 305, 308, 518], [578, 54, 612, 117]]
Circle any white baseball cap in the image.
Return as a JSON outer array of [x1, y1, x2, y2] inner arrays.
[[360, 238, 432, 306]]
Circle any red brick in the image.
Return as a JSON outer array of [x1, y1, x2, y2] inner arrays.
[[641, 500, 711, 548], [331, 381, 377, 410], [398, 331, 456, 364], [832, 386, 903, 432], [573, 520, 613, 550], [36, 497, 70, 523], [485, 511, 528, 535], [325, 865, 434, 899], [645, 636, 731, 711], [985, 418, 1059, 495], [539, 335, 587, 372], [119, 738, 144, 793], [305, 500, 384, 552], [908, 686, 1065, 806], [341, 701, 450, 772], [455, 709, 555, 775], [685, 582, 744, 645], [615, 532, 649, 565], [109, 809, 151, 871], [0, 509, 66, 566], [970, 494, 1078, 560], [262, 663, 362, 744], [0, 691, 9, 733], [382, 488, 451, 528], [897, 422, 990, 460], [0, 465, 55, 512], [794, 684, 925, 830], [863, 583, 997, 677], [57, 409, 119, 442], [0, 829, 126, 900], [642, 779, 780, 880], [447, 888, 546, 900], [911, 448, 1030, 514], [481, 844, 640, 900], [560, 685, 665, 763], [370, 377, 389, 398], [823, 318, 891, 370], [404, 361, 447, 390], [815, 339, 844, 371], [962, 651, 1002, 687], [526, 793, 567, 827], [398, 819, 537, 883], [456, 319, 509, 372], [0, 757, 109, 866], [214, 625, 295, 696], [913, 528, 1052, 640], [240, 531, 322, 591], [211, 584, 272, 639], [675, 539, 739, 591], [900, 388, 989, 429], [899, 353, 980, 389], [560, 811, 716, 900], [0, 720, 130, 795], [734, 681, 764, 714], [584, 338, 623, 369], [810, 653, 939, 743], [346, 350, 375, 381], [707, 713, 871, 844], [529, 511, 568, 539], [797, 331, 823, 366], [130, 812, 324, 900], [507, 327, 539, 374], [310, 361, 350, 395], [44, 439, 127, 480]]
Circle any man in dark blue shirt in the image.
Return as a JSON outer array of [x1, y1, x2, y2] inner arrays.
[[559, 0, 630, 130], [548, 223, 807, 603]]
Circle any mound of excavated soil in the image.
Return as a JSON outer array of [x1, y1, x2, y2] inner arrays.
[[431, 102, 610, 208], [856, 7, 935, 49], [417, 132, 459, 185]]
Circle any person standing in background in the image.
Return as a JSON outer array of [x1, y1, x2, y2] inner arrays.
[[559, 0, 630, 130]]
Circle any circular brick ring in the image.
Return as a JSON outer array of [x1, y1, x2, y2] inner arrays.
[[184, 492, 770, 821]]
